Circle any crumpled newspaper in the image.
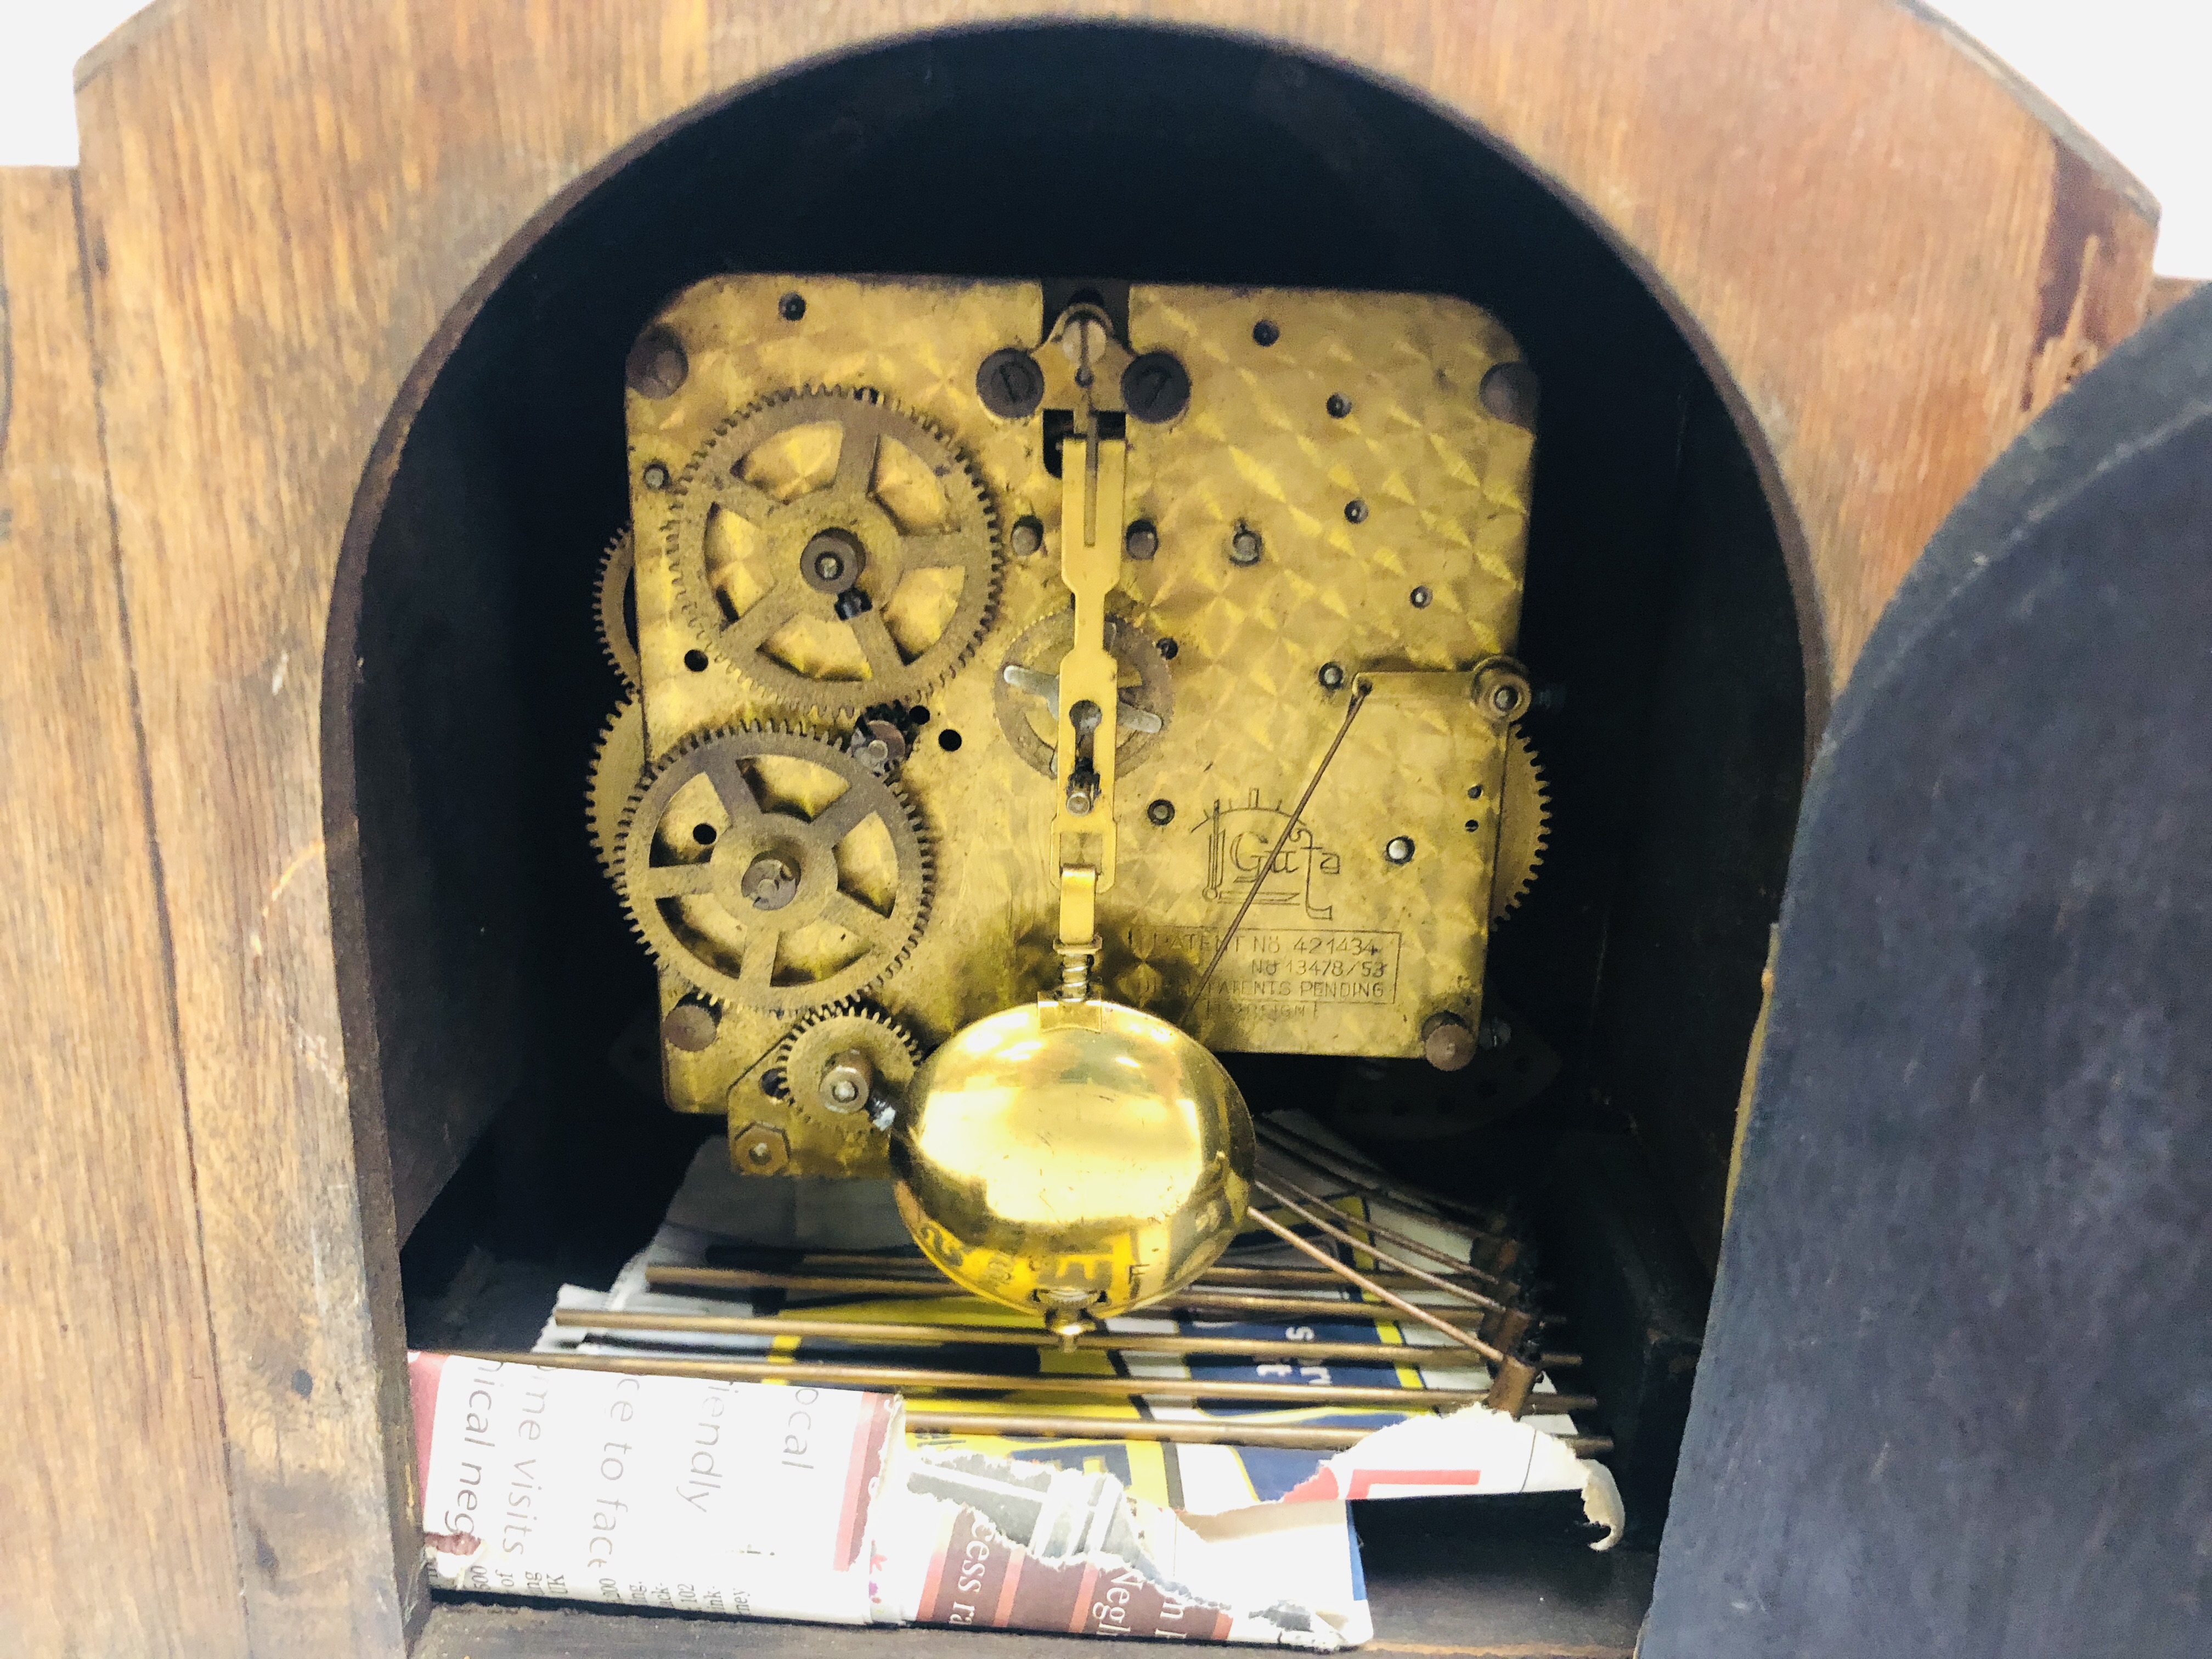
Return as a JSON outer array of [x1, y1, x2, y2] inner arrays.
[[411, 1351, 1372, 1645]]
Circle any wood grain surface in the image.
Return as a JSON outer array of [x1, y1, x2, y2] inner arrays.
[[0, 167, 246, 1657], [43, 2, 2158, 1655]]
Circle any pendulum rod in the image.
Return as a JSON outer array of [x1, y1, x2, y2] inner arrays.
[[1048, 317, 1125, 1004]]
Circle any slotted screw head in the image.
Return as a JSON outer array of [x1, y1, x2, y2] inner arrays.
[[978, 348, 1045, 419]]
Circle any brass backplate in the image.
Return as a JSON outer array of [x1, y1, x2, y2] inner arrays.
[[617, 276, 1533, 1176]]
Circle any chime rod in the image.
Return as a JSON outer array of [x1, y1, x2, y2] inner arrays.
[[1158, 1286, 1493, 1321], [1243, 1199, 1504, 1365], [443, 1352, 1609, 1455], [648, 1265, 1494, 1324], [1246, 1177, 1518, 1316], [1250, 1161, 1518, 1289], [554, 1306, 1579, 1371], [905, 1407, 1610, 1457], [447, 1344, 1594, 1412], [654, 1267, 944, 1298], [778, 1251, 1499, 1297]]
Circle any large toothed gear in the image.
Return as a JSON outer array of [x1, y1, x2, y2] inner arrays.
[[775, 1002, 922, 1122], [1492, 727, 1550, 921], [596, 527, 641, 692], [587, 696, 647, 879], [664, 386, 1002, 713], [616, 724, 931, 1013]]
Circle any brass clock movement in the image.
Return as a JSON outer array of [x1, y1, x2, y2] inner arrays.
[[590, 275, 1545, 1332]]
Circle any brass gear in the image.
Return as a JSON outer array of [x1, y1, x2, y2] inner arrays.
[[665, 386, 1002, 712], [587, 696, 646, 879], [597, 528, 641, 692], [775, 1002, 921, 1121], [1493, 727, 1550, 921], [991, 607, 1174, 777], [616, 724, 930, 1013]]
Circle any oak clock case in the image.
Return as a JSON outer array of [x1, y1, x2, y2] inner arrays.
[[589, 275, 1549, 1326]]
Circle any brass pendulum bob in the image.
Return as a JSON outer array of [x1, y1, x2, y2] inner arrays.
[[891, 995, 1255, 1341]]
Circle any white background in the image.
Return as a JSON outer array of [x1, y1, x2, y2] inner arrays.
[[0, 1, 2205, 275]]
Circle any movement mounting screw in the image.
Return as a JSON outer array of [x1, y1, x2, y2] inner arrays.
[[1121, 352, 1191, 424], [1480, 361, 1540, 428], [1421, 1012, 1476, 1073], [977, 348, 1045, 419], [625, 325, 689, 399]]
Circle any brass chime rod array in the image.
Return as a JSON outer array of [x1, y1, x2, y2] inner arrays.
[[642, 1264, 1562, 1345], [1245, 1143, 1557, 1418], [1249, 1176, 1519, 1317], [1250, 1160, 1521, 1288], [1250, 1182, 1551, 1417], [1198, 1260, 1501, 1294], [652, 1266, 946, 1299], [753, 1250, 1501, 1297], [453, 1352, 1609, 1456], [1242, 1203, 1505, 1368], [648, 1263, 1402, 1314], [906, 1410, 1607, 1456], [1160, 1285, 1491, 1322], [908, 1414, 1375, 1453], [1244, 1153, 1555, 1414], [450, 1342, 1592, 1412], [559, 1306, 1581, 1372]]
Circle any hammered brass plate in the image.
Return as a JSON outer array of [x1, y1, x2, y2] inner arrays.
[[617, 276, 1533, 1176]]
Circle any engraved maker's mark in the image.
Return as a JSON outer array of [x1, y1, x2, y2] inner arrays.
[[1200, 792, 1340, 921]]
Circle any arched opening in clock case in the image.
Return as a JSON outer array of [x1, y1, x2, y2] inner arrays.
[[339, 21, 1805, 1595]]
